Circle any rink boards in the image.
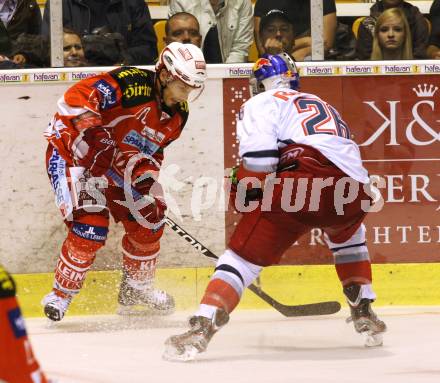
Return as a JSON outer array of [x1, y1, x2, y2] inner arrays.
[[14, 263, 440, 317]]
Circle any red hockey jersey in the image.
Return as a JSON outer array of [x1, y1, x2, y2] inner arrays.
[[44, 66, 189, 177]]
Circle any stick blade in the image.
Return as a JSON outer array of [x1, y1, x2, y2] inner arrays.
[[276, 301, 342, 317], [247, 284, 341, 317]]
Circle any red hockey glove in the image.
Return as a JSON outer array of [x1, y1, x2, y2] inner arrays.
[[134, 181, 167, 226], [131, 157, 161, 195], [73, 127, 117, 177], [127, 158, 165, 226], [138, 194, 167, 226]]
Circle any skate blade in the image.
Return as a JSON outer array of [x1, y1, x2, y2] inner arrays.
[[117, 304, 154, 316], [45, 318, 59, 329], [117, 303, 175, 316], [162, 343, 199, 362], [364, 332, 383, 347]]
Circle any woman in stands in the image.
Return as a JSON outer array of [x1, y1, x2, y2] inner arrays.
[[371, 7, 413, 60], [356, 0, 428, 60]]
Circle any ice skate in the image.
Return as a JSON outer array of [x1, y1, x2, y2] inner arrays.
[[42, 291, 73, 322], [163, 308, 229, 362], [117, 273, 175, 316], [346, 298, 387, 347]]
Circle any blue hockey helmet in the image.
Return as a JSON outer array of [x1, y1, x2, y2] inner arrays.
[[250, 52, 299, 96]]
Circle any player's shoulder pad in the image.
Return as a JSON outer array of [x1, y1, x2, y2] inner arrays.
[[241, 92, 269, 113], [110, 66, 155, 108], [0, 264, 16, 298]]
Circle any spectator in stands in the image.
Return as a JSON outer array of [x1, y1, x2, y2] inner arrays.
[[258, 9, 294, 56], [0, 55, 17, 69], [0, 18, 11, 57], [63, 28, 88, 66], [427, 0, 440, 59], [253, 0, 337, 61], [371, 7, 413, 60], [0, 0, 42, 42], [12, 33, 49, 66], [0, 33, 49, 69], [81, 26, 131, 66], [168, 0, 253, 63], [356, 0, 429, 60], [41, 0, 158, 65], [165, 12, 202, 47]]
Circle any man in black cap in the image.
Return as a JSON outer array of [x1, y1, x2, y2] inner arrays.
[[258, 9, 295, 56], [254, 0, 337, 61]]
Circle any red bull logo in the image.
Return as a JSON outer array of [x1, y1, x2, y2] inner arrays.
[[284, 70, 294, 78], [253, 58, 271, 71]]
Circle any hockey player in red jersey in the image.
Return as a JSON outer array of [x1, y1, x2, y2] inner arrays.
[[1, 264, 48, 382], [42, 42, 207, 321], [164, 53, 386, 361]]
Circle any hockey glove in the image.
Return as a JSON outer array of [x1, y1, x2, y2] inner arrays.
[[72, 126, 117, 177], [137, 194, 167, 226], [229, 166, 264, 212], [129, 158, 166, 225], [131, 157, 161, 195]]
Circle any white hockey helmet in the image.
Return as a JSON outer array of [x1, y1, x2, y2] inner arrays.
[[156, 42, 207, 90]]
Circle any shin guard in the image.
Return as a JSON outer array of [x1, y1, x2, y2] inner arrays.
[[200, 249, 262, 314], [121, 233, 160, 290], [53, 225, 104, 295], [54, 241, 95, 295], [326, 224, 373, 286]]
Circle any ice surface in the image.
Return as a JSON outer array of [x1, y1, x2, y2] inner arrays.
[[27, 307, 440, 383]]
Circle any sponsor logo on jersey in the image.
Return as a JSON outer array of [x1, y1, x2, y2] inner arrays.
[[71, 223, 108, 243], [122, 82, 152, 100], [115, 67, 149, 79], [72, 113, 102, 131], [53, 119, 68, 138], [7, 307, 27, 339], [45, 117, 67, 138], [140, 126, 166, 143], [92, 79, 117, 110], [111, 68, 152, 107], [47, 148, 66, 207], [123, 130, 160, 155]]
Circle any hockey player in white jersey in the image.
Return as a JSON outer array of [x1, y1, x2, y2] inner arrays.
[[163, 53, 386, 361]]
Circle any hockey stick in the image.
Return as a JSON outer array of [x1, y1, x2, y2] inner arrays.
[[106, 169, 341, 317]]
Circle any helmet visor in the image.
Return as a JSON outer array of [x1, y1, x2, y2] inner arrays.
[[167, 78, 205, 103]]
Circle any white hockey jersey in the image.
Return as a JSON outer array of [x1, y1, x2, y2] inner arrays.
[[236, 88, 369, 183]]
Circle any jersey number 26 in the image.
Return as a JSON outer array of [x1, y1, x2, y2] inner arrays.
[[274, 91, 351, 139]]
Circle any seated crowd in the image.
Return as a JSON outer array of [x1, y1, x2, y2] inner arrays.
[[0, 0, 439, 69]]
